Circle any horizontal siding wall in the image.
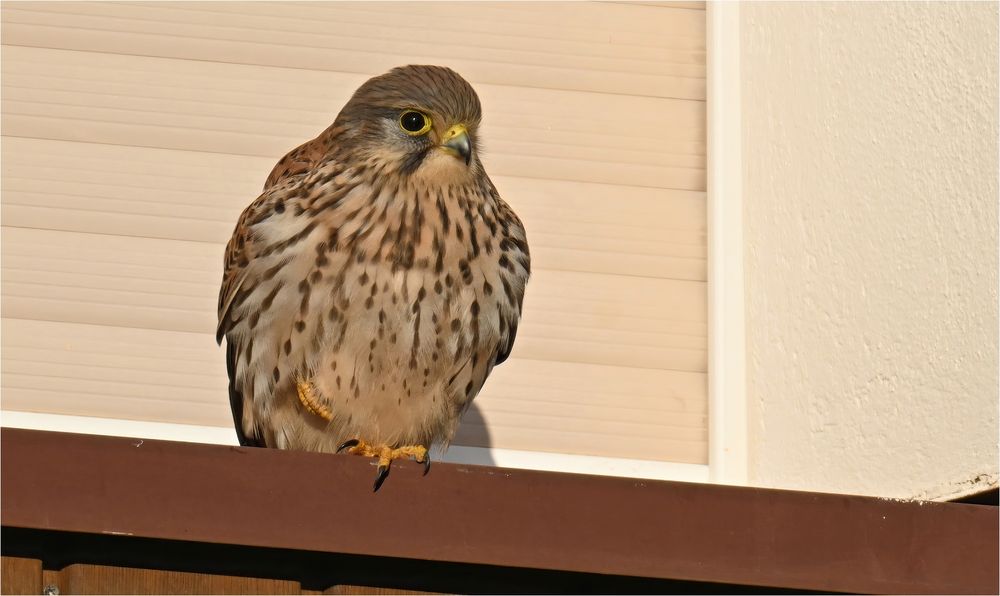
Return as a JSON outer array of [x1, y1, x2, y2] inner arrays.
[[0, 1, 708, 464]]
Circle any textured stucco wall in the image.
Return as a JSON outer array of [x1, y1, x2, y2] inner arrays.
[[741, 2, 998, 499]]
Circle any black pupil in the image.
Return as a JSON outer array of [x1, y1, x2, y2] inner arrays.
[[402, 112, 425, 132]]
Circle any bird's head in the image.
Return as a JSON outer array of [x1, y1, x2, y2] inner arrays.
[[335, 65, 484, 184]]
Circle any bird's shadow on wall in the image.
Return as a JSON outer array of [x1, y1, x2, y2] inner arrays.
[[439, 401, 495, 467]]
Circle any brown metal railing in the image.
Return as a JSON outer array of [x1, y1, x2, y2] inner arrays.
[[2, 428, 997, 594]]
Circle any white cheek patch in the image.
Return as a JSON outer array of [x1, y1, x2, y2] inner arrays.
[[415, 150, 474, 185]]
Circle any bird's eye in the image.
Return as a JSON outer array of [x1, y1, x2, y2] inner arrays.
[[399, 110, 432, 136]]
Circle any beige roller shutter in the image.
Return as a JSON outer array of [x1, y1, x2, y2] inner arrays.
[[1, 2, 707, 465]]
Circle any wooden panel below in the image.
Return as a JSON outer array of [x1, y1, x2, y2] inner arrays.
[[1, 556, 42, 595], [0, 557, 435, 595]]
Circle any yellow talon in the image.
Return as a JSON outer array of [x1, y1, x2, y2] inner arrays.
[[391, 445, 429, 463], [296, 380, 333, 421], [340, 438, 379, 457], [337, 441, 427, 464], [337, 439, 431, 491]]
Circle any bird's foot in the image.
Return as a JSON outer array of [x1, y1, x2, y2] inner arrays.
[[296, 380, 333, 422], [337, 439, 430, 492]]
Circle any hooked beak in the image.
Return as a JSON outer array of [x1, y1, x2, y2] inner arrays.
[[440, 124, 472, 165]]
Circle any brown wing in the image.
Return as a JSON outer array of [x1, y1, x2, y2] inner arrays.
[[216, 126, 337, 343], [263, 124, 339, 190], [216, 203, 257, 344], [226, 339, 264, 447], [216, 168, 293, 447], [216, 197, 267, 447], [217, 126, 341, 447], [494, 201, 531, 366]]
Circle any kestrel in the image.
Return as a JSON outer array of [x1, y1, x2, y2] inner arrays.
[[217, 65, 530, 490]]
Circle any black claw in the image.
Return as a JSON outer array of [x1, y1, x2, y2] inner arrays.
[[337, 439, 359, 453], [373, 464, 390, 492], [423, 454, 431, 476]]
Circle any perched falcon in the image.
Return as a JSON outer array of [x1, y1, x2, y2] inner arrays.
[[217, 65, 530, 490]]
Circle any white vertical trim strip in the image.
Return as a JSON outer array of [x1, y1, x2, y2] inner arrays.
[[0, 411, 711, 483], [706, 1, 749, 485]]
